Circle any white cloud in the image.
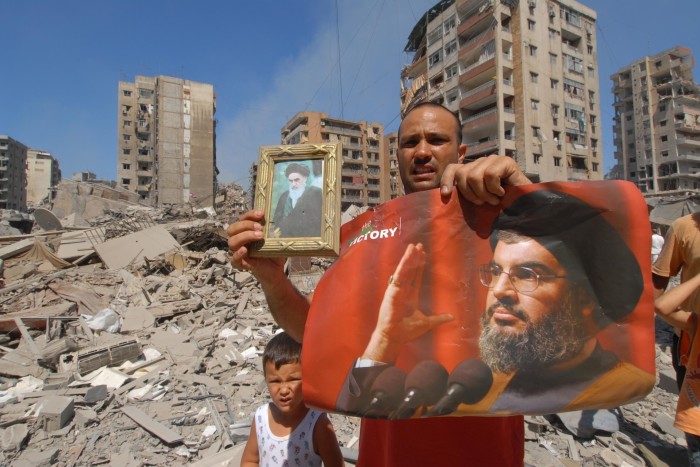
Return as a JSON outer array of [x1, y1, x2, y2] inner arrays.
[[217, 0, 418, 185]]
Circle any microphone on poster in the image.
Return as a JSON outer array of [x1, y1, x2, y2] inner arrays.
[[362, 366, 407, 418], [426, 358, 493, 417], [390, 360, 448, 420]]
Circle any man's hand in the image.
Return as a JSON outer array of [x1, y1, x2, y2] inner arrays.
[[226, 210, 285, 279], [362, 243, 453, 364], [440, 154, 531, 205]]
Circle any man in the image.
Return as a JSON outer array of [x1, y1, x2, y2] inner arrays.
[[476, 190, 654, 414], [271, 162, 322, 238], [653, 213, 700, 390], [228, 102, 530, 466]]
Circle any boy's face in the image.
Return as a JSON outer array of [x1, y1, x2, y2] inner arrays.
[[264, 360, 304, 415]]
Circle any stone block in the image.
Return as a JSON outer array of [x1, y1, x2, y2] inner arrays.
[[38, 395, 74, 431]]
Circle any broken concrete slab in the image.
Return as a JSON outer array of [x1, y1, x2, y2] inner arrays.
[[0, 423, 29, 451], [37, 395, 74, 431], [94, 226, 180, 270], [121, 405, 183, 445]]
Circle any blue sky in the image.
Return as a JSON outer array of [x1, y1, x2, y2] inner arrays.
[[1, 0, 699, 188]]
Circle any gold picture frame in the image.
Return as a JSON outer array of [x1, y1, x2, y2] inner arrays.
[[250, 143, 342, 257]]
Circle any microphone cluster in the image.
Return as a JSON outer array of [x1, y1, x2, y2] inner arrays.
[[362, 358, 493, 419]]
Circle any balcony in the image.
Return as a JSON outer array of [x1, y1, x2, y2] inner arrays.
[[677, 135, 700, 147], [460, 80, 497, 110], [459, 28, 495, 56], [459, 55, 496, 86], [466, 138, 499, 157], [323, 124, 361, 136], [567, 168, 590, 180], [463, 107, 498, 133], [458, 2, 494, 37]]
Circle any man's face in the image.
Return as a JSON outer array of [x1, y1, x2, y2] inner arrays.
[[287, 172, 307, 191], [479, 239, 593, 373], [397, 106, 466, 194]]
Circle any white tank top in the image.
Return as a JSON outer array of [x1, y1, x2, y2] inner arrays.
[[254, 403, 323, 467]]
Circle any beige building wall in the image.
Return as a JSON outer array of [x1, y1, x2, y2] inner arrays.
[[279, 111, 387, 211], [117, 75, 216, 206], [611, 46, 700, 195], [402, 0, 602, 183], [26, 149, 61, 206], [0, 135, 28, 210], [384, 132, 404, 200]]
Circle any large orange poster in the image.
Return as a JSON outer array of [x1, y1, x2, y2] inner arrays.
[[302, 181, 655, 418]]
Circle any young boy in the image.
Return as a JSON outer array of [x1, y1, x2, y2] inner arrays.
[[241, 332, 344, 467], [655, 273, 700, 466]]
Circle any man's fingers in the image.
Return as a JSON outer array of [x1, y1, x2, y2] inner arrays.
[[427, 313, 454, 329]]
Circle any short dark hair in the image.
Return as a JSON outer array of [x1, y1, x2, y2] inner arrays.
[[263, 332, 302, 372], [399, 101, 462, 145], [285, 162, 310, 178]]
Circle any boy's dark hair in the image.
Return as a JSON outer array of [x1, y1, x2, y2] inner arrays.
[[263, 332, 302, 372]]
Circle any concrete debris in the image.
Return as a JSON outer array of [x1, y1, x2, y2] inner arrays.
[[0, 191, 690, 466]]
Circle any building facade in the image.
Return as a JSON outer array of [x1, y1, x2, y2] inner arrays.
[[611, 46, 700, 195], [0, 135, 28, 210], [26, 149, 61, 207], [117, 75, 217, 206], [279, 111, 388, 211], [384, 132, 404, 200], [401, 0, 602, 182]]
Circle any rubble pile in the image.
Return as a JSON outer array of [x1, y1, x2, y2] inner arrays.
[[0, 203, 690, 466]]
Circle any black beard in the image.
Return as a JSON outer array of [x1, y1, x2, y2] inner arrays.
[[478, 290, 590, 374]]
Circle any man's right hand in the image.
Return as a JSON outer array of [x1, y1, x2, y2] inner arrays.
[[226, 210, 285, 279]]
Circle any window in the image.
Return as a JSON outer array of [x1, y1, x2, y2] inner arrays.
[[660, 120, 667, 127], [565, 103, 584, 120], [587, 45, 593, 54], [554, 157, 562, 167], [122, 134, 131, 141], [661, 135, 668, 142], [121, 178, 131, 185], [528, 19, 536, 31], [122, 148, 131, 155], [563, 54, 584, 74], [447, 91, 458, 104], [549, 53, 557, 65], [532, 126, 541, 137], [630, 171, 636, 177], [444, 39, 457, 56], [551, 104, 559, 117], [445, 64, 458, 81], [443, 14, 456, 32], [592, 162, 599, 171], [534, 153, 541, 164], [531, 99, 539, 110], [427, 26, 442, 44], [123, 120, 131, 127], [561, 6, 581, 27], [548, 28, 558, 39], [123, 90, 132, 97], [122, 163, 130, 170], [662, 151, 669, 157], [655, 60, 662, 69], [551, 79, 558, 89], [529, 45, 538, 57], [429, 50, 442, 67], [138, 88, 153, 98], [530, 72, 538, 83], [659, 104, 667, 112]]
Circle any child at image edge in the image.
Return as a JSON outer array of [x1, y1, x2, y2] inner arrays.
[[241, 332, 344, 467], [655, 272, 700, 466]]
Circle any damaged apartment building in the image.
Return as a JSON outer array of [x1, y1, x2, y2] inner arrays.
[[611, 46, 700, 195], [116, 76, 218, 208], [400, 0, 603, 183]]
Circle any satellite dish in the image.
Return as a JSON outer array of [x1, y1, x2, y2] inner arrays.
[[33, 208, 63, 231]]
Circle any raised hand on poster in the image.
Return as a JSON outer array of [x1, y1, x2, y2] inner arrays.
[[362, 243, 454, 365]]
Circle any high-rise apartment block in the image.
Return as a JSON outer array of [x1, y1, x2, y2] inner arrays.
[[26, 149, 61, 207], [401, 0, 602, 182], [0, 135, 28, 210], [280, 112, 388, 211], [384, 132, 404, 199], [611, 46, 700, 194], [117, 75, 217, 206]]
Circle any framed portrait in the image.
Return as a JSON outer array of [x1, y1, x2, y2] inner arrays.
[[250, 143, 342, 257]]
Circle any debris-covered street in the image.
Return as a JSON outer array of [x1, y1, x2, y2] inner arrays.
[[0, 181, 691, 466]]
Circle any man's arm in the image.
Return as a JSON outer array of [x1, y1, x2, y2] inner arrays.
[[654, 272, 700, 332], [440, 154, 531, 205], [227, 210, 310, 341]]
